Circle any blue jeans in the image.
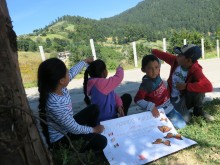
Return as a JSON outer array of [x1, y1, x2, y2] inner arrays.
[[166, 109, 186, 129], [170, 92, 205, 122]]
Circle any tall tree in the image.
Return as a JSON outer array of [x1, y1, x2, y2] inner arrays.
[[0, 0, 52, 164]]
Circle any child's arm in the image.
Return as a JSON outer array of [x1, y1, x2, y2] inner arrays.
[[152, 49, 176, 65], [134, 88, 160, 117], [69, 57, 93, 81], [69, 61, 88, 81], [175, 68, 213, 93], [48, 104, 94, 134], [135, 97, 160, 118], [134, 86, 155, 110], [186, 68, 213, 93], [115, 93, 124, 117], [96, 66, 124, 95], [115, 93, 123, 107]]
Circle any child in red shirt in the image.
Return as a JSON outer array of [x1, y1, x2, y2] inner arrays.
[[134, 55, 186, 129], [152, 44, 214, 122]]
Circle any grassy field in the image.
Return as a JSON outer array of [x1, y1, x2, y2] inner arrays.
[[52, 98, 220, 165], [204, 50, 219, 59]]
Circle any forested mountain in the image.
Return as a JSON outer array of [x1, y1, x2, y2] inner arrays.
[[31, 0, 220, 41], [18, 0, 220, 52], [104, 0, 220, 33]]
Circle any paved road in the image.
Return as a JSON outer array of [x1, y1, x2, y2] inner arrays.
[[26, 58, 220, 115]]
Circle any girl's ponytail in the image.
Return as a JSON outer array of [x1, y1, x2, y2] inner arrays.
[[83, 59, 106, 105], [83, 68, 91, 105], [38, 85, 50, 146]]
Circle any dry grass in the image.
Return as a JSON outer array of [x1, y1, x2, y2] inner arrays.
[[18, 51, 51, 88]]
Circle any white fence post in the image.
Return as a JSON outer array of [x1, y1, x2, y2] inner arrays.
[[90, 39, 97, 60], [184, 39, 187, 45], [217, 39, 219, 58], [201, 38, 205, 59], [132, 42, 138, 67], [163, 38, 166, 52], [39, 46, 46, 61]]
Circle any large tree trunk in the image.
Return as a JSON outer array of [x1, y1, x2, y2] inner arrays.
[[0, 1, 53, 164]]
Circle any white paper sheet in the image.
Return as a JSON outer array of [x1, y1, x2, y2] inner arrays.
[[101, 109, 197, 165]]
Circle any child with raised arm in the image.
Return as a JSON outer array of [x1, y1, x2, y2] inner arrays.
[[83, 59, 132, 123], [152, 44, 214, 122], [38, 57, 107, 152], [134, 55, 186, 129]]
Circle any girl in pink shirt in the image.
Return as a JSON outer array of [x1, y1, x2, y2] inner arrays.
[[83, 59, 132, 123]]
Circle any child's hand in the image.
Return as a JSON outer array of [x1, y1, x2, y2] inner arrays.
[[151, 107, 160, 118], [117, 64, 123, 70], [176, 83, 187, 90], [93, 125, 105, 133], [84, 57, 94, 64], [119, 60, 126, 68], [117, 106, 125, 117]]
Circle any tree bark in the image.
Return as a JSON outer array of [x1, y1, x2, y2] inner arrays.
[[0, 1, 53, 164]]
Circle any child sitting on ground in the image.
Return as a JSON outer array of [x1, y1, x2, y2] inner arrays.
[[134, 55, 186, 129], [152, 44, 214, 122], [83, 59, 132, 123], [38, 57, 107, 152]]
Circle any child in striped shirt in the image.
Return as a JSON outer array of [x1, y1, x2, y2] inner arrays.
[[37, 57, 107, 152]]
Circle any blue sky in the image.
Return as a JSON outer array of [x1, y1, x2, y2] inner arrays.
[[6, 0, 143, 35]]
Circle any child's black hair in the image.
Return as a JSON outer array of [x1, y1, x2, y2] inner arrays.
[[142, 54, 160, 69], [37, 58, 67, 146], [83, 59, 106, 105]]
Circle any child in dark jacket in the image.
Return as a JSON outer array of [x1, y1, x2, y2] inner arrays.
[[134, 55, 186, 129], [83, 59, 132, 123], [152, 44, 214, 122]]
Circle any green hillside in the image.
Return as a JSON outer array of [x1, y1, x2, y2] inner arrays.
[[19, 0, 220, 45]]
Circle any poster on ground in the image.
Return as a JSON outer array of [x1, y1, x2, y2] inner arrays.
[[101, 109, 197, 165]]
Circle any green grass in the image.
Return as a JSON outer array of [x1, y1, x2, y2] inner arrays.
[[29, 33, 67, 41], [134, 39, 164, 50], [52, 98, 220, 165], [65, 24, 75, 31], [52, 139, 108, 165], [204, 50, 219, 59], [149, 98, 220, 165], [49, 21, 66, 29]]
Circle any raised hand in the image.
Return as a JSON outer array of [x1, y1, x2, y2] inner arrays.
[[117, 64, 123, 70], [84, 57, 94, 64]]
